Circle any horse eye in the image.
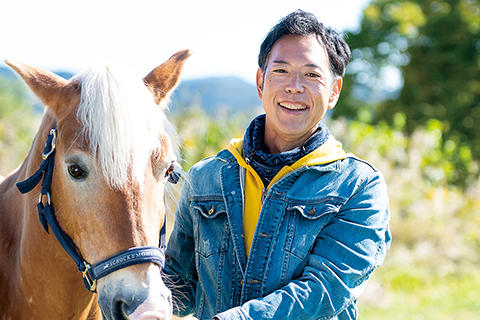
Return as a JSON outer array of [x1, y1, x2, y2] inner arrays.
[[68, 164, 86, 179], [165, 164, 174, 177], [166, 163, 181, 184]]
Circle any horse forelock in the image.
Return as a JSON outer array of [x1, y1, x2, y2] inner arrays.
[[75, 65, 174, 190]]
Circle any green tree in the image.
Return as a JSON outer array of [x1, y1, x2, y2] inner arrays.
[[336, 0, 480, 187], [328, 117, 480, 318], [0, 75, 40, 176]]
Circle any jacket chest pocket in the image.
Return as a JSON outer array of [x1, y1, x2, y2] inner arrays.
[[284, 200, 343, 260], [191, 199, 230, 257]]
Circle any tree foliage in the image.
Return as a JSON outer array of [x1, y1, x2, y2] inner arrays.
[[336, 0, 480, 187], [170, 104, 252, 171], [328, 117, 480, 318], [0, 76, 40, 176]]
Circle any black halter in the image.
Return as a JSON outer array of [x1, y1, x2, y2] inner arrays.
[[16, 122, 169, 292]]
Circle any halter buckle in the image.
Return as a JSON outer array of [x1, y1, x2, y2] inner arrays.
[[82, 262, 97, 292], [42, 129, 57, 160]]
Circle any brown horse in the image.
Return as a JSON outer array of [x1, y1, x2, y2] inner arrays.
[[0, 50, 191, 320]]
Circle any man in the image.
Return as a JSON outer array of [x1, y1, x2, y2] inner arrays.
[[164, 10, 391, 320]]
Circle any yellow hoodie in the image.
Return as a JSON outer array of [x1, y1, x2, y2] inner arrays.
[[227, 135, 354, 258]]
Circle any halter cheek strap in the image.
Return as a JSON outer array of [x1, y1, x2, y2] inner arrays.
[[16, 122, 168, 292]]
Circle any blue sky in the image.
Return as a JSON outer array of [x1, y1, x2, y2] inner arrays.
[[0, 0, 370, 84]]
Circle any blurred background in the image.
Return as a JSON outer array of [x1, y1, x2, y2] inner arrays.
[[1, 0, 479, 318]]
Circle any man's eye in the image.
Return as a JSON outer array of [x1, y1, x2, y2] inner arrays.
[[306, 72, 320, 78]]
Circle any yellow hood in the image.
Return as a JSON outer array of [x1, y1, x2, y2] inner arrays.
[[226, 135, 354, 258]]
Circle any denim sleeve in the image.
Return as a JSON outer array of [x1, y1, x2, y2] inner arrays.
[[163, 176, 198, 317], [216, 170, 391, 320]]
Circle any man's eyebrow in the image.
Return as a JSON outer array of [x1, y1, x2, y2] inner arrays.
[[272, 60, 290, 65], [271, 60, 322, 69]]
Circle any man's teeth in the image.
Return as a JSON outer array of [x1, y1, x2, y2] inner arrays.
[[279, 103, 306, 110]]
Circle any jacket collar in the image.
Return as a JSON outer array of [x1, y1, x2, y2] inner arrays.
[[225, 134, 354, 171]]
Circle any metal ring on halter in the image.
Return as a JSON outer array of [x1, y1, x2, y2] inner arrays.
[[38, 192, 51, 205], [42, 129, 57, 160]]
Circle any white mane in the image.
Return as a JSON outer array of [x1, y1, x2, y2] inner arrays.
[[75, 65, 173, 190]]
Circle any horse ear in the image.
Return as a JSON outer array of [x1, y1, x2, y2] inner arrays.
[[144, 49, 192, 105], [4, 59, 76, 116]]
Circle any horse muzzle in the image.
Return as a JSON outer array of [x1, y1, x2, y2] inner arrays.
[[97, 264, 172, 320]]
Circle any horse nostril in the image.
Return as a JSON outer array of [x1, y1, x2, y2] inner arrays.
[[99, 266, 172, 320], [105, 293, 170, 320], [113, 299, 131, 320]]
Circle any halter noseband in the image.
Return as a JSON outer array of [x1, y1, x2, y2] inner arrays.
[[16, 122, 169, 292]]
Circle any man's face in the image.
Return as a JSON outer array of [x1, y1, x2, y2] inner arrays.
[[256, 34, 342, 153]]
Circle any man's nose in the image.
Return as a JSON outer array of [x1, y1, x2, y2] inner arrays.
[[285, 72, 304, 94]]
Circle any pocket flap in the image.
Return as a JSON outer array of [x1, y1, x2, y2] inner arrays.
[[287, 199, 343, 220], [191, 200, 227, 219]]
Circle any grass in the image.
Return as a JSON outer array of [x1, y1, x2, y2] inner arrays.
[[358, 259, 480, 319]]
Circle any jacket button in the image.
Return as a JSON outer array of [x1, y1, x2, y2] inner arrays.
[[308, 208, 316, 215], [208, 205, 215, 215], [231, 191, 236, 195]]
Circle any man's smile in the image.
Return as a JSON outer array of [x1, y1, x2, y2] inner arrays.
[[278, 102, 307, 110]]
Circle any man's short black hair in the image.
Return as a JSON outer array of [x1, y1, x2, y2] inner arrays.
[[258, 10, 351, 78]]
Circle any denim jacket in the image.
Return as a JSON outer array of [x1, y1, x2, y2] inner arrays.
[[164, 138, 391, 320]]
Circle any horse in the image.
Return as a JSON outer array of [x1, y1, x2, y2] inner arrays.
[[0, 50, 191, 320]]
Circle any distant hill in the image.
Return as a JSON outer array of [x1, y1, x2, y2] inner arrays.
[[1, 67, 261, 116], [171, 77, 262, 116], [0, 66, 16, 79]]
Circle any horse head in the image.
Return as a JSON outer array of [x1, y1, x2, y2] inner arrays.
[[4, 50, 190, 320]]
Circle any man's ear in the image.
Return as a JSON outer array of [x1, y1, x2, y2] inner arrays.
[[328, 77, 343, 109], [256, 68, 264, 101]]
